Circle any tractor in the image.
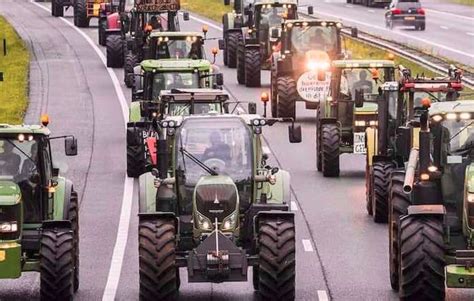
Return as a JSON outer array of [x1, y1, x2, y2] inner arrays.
[[316, 59, 396, 177], [388, 100, 474, 300], [365, 65, 463, 223], [270, 20, 358, 119], [220, 0, 313, 87], [52, 0, 115, 28], [0, 118, 79, 299], [105, 0, 188, 69], [97, 0, 126, 46], [137, 112, 302, 300]]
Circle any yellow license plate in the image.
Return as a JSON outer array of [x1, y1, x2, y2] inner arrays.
[[405, 16, 415, 20], [0, 250, 5, 262]]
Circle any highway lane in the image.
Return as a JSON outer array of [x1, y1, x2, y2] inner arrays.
[[301, 0, 474, 66], [0, 0, 127, 299]]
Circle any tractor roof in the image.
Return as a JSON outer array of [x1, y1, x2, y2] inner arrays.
[[141, 59, 212, 72], [284, 19, 341, 27], [429, 100, 474, 116], [160, 89, 230, 103], [0, 124, 50, 136], [255, 0, 298, 6], [134, 0, 180, 12], [149, 31, 203, 39], [333, 60, 396, 68]]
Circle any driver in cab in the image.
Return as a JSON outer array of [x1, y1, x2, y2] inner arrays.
[[0, 141, 21, 176], [203, 132, 231, 162]]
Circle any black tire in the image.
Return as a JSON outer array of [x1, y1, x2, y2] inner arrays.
[[244, 48, 261, 87], [227, 31, 239, 68], [270, 68, 278, 118], [321, 124, 340, 177], [316, 122, 322, 172], [389, 170, 410, 291], [399, 216, 445, 300], [253, 266, 259, 291], [127, 144, 146, 178], [124, 52, 139, 88], [346, 0, 352, 3], [74, 0, 89, 28], [276, 76, 296, 119], [365, 161, 373, 215], [51, 0, 63, 17], [40, 228, 74, 301], [420, 23, 426, 31], [98, 18, 107, 46], [69, 190, 80, 292], [258, 218, 296, 300], [236, 37, 245, 85], [106, 35, 124, 68], [139, 218, 178, 301], [371, 162, 394, 223]]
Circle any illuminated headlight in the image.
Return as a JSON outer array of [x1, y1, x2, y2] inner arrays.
[[161, 121, 169, 128], [336, 22, 342, 28], [468, 193, 474, 203], [307, 60, 329, 71], [168, 120, 176, 128], [286, 23, 293, 28], [196, 212, 213, 230], [432, 115, 443, 122], [355, 120, 366, 127], [446, 113, 457, 120], [259, 119, 266, 126], [18, 134, 25, 142], [428, 165, 438, 172], [460, 113, 471, 120], [369, 120, 378, 126], [0, 222, 18, 233], [252, 119, 265, 126], [222, 212, 237, 231]]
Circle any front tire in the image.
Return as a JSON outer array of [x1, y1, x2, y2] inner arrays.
[[276, 76, 296, 119], [371, 161, 394, 223], [51, 0, 63, 17], [124, 52, 139, 88], [321, 124, 340, 177], [69, 190, 80, 292], [139, 218, 178, 301], [236, 37, 245, 85], [98, 18, 107, 46], [227, 31, 239, 68], [244, 48, 261, 87], [106, 35, 124, 68], [258, 218, 296, 300], [74, 0, 89, 28], [399, 216, 445, 300], [40, 228, 74, 301]]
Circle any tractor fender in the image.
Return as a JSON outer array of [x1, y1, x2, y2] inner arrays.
[[265, 169, 291, 204], [42, 220, 72, 230], [366, 127, 378, 167], [52, 176, 73, 221], [129, 101, 142, 123], [244, 43, 259, 50], [406, 204, 446, 217], [372, 155, 392, 164], [107, 12, 121, 30], [223, 12, 243, 30], [254, 211, 294, 235], [138, 172, 157, 214]]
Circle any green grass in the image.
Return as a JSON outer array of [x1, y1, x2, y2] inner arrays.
[[449, 0, 474, 6], [0, 15, 29, 124], [182, 0, 229, 22]]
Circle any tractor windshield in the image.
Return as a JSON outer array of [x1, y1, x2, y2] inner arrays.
[[339, 68, 391, 101], [258, 5, 296, 28], [154, 38, 204, 60], [152, 72, 200, 99], [442, 117, 474, 153], [290, 25, 338, 56], [413, 90, 458, 107], [176, 118, 253, 205], [168, 102, 223, 116]]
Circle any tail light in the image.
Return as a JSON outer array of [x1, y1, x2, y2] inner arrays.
[[391, 8, 401, 14], [417, 8, 425, 15]]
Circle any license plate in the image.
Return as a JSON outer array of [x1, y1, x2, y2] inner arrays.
[[353, 132, 366, 154], [0, 250, 5, 262], [405, 16, 415, 20]]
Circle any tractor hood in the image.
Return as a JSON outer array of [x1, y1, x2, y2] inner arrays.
[[141, 59, 212, 72], [0, 179, 21, 206]]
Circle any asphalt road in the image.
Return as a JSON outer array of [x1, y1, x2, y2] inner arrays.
[[1, 0, 473, 300], [300, 0, 474, 66]]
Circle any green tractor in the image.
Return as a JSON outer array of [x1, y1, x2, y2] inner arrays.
[[137, 113, 302, 300], [221, 0, 313, 87], [0, 120, 79, 300], [316, 59, 396, 177], [388, 100, 474, 299], [270, 20, 357, 118], [365, 65, 463, 223]]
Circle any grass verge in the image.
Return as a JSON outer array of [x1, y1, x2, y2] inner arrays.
[[449, 0, 474, 6], [0, 15, 29, 124]]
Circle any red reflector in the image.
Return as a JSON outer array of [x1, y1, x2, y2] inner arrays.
[[392, 8, 401, 14], [451, 82, 463, 90], [417, 8, 425, 15]]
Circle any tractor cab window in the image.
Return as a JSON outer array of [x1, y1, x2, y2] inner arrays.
[[176, 118, 253, 207], [339, 68, 388, 101], [151, 72, 200, 99], [257, 5, 296, 28], [168, 102, 222, 116], [441, 118, 474, 154], [155, 38, 203, 60], [290, 25, 338, 56], [412, 91, 456, 107]]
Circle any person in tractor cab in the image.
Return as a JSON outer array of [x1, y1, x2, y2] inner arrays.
[[352, 70, 373, 95], [149, 15, 162, 30], [202, 131, 231, 162], [17, 143, 41, 221], [157, 42, 171, 58], [0, 141, 21, 176], [188, 41, 202, 59]]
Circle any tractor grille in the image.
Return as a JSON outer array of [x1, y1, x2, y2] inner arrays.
[[0, 204, 21, 240], [195, 184, 237, 222]]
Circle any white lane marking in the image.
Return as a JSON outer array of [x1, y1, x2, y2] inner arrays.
[[467, 32, 474, 36], [31, 2, 134, 301], [291, 201, 298, 211], [425, 9, 474, 22], [318, 290, 329, 301], [302, 239, 314, 252], [314, 10, 474, 59], [440, 26, 449, 30], [345, 4, 353, 8], [368, 9, 374, 13]]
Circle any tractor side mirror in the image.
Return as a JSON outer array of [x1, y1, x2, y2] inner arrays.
[[308, 6, 314, 15], [65, 137, 78, 156], [248, 102, 257, 114], [218, 39, 225, 50], [288, 124, 302, 143], [271, 28, 279, 39], [215, 73, 224, 86], [355, 89, 365, 108], [183, 12, 190, 21], [351, 27, 358, 38], [223, 103, 230, 113]]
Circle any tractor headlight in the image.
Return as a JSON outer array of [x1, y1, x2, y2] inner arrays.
[[221, 212, 238, 231], [196, 211, 213, 231], [355, 120, 366, 127], [0, 222, 18, 233], [369, 120, 378, 126], [306, 60, 329, 71], [468, 193, 474, 203]]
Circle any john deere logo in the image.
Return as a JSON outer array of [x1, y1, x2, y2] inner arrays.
[[0, 250, 5, 262]]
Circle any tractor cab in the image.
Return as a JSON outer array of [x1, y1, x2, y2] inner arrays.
[[127, 0, 182, 34], [148, 32, 205, 60]]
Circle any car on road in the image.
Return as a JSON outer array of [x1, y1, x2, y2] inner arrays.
[[385, 0, 426, 30]]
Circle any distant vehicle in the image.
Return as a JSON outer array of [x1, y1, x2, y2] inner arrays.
[[348, 0, 390, 8], [385, 0, 426, 31]]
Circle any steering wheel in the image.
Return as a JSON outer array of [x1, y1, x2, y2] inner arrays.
[[204, 158, 226, 173]]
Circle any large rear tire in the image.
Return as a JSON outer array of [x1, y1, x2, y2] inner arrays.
[[244, 48, 261, 87], [69, 190, 80, 292], [106, 35, 124, 68], [258, 218, 296, 300], [371, 161, 394, 223], [389, 170, 410, 291], [127, 145, 146, 178], [276, 76, 296, 119], [74, 0, 89, 28], [321, 123, 340, 177], [236, 37, 245, 85], [40, 229, 74, 301], [51, 0, 63, 17], [399, 216, 445, 300], [139, 218, 178, 301], [227, 31, 239, 68], [98, 17, 107, 46], [124, 52, 139, 88], [366, 160, 373, 215], [316, 120, 322, 172]]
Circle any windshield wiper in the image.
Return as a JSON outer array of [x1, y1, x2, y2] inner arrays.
[[450, 121, 474, 143], [5, 139, 37, 170], [179, 147, 218, 176]]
